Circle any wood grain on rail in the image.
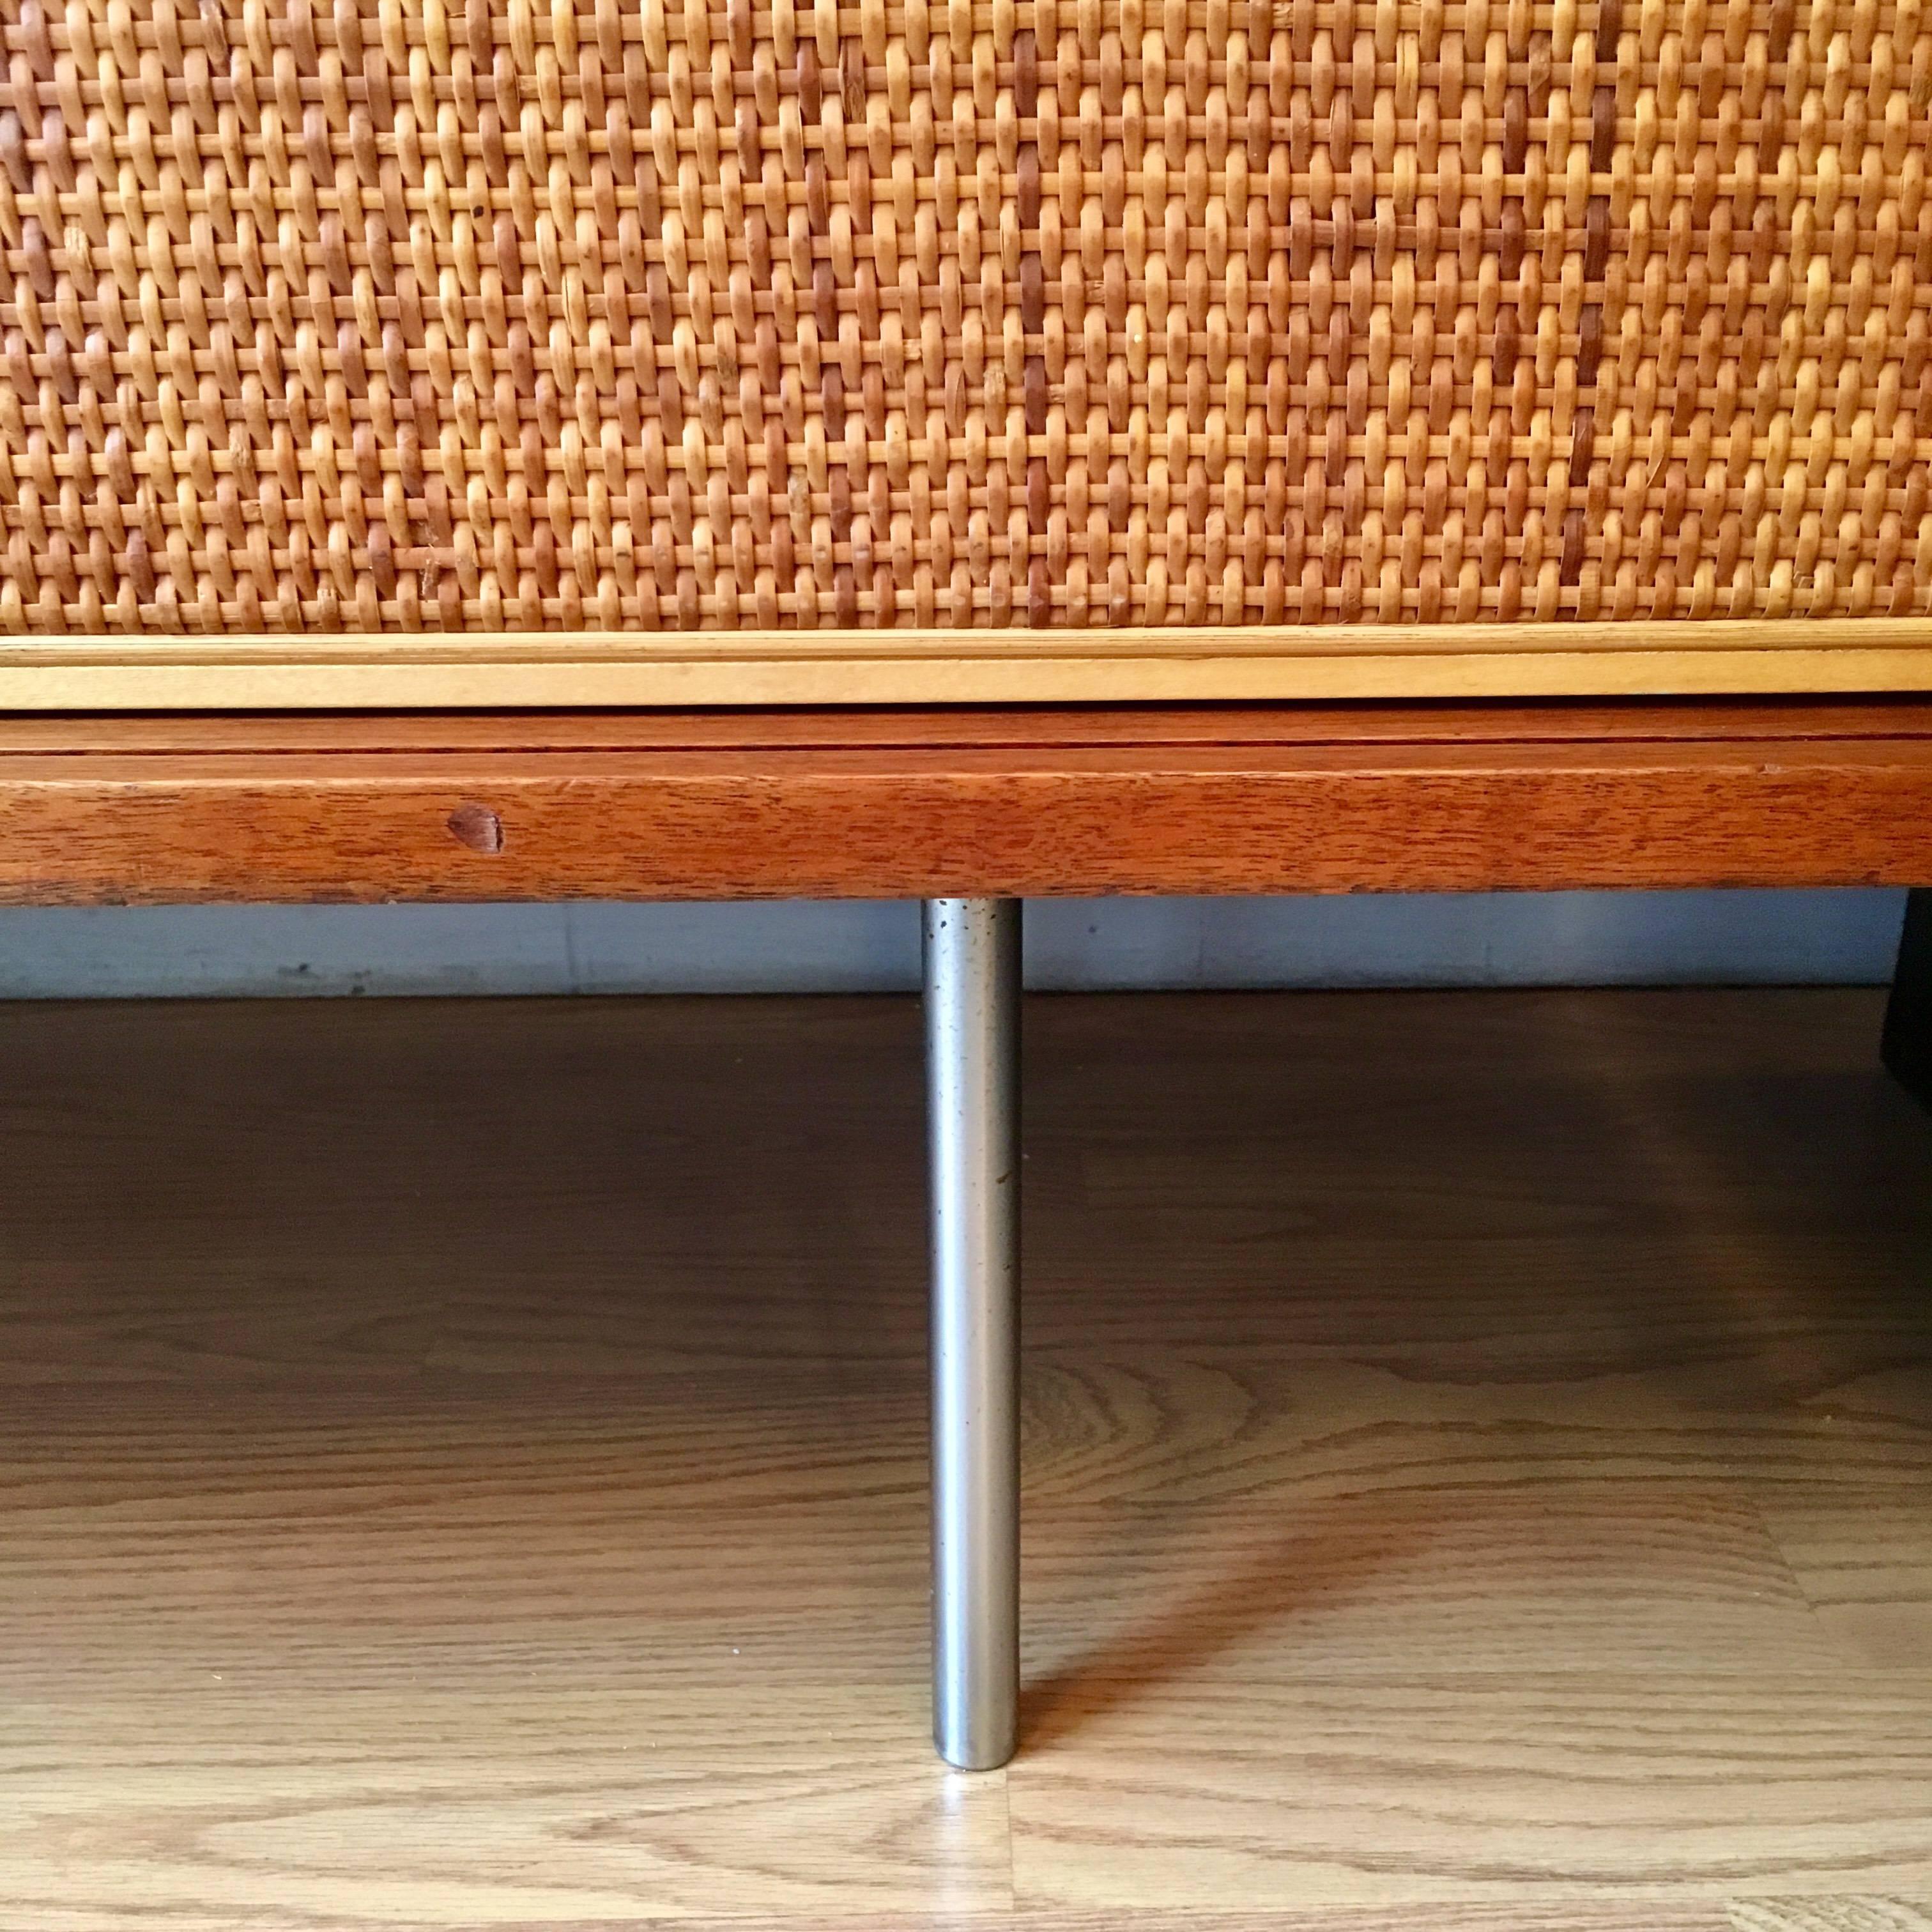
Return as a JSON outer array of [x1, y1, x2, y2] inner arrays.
[[3, 701, 1932, 902]]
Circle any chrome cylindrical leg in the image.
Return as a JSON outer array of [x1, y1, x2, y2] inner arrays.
[[924, 897, 1022, 1771]]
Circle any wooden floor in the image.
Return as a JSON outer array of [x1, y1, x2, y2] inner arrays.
[[2, 990, 1930, 1931]]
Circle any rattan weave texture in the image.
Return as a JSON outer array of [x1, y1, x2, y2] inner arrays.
[[3, 0, 1930, 636]]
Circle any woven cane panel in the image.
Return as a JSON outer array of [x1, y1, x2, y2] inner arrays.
[[2, 0, 1931, 642]]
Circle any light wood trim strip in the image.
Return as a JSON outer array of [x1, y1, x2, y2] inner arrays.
[[4, 622, 1932, 711], [14, 620, 1932, 664]]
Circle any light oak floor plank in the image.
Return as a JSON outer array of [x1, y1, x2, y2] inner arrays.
[[1728, 1906, 1932, 1931], [0, 990, 1928, 1928], [1752, 1484, 1932, 1671], [1009, 1675, 1932, 1905]]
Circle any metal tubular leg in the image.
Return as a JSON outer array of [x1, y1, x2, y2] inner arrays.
[[924, 897, 1022, 1771]]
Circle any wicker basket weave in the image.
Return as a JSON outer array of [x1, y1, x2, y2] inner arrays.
[[2, 0, 1929, 647]]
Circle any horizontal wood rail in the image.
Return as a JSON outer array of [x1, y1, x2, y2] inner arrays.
[[2, 700, 1930, 905], [8, 623, 1932, 712]]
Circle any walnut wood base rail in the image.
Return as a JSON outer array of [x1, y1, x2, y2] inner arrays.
[[4, 698, 1932, 905], [7, 697, 1932, 1769]]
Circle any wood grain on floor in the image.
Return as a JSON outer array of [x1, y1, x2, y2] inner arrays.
[[0, 990, 1928, 1930]]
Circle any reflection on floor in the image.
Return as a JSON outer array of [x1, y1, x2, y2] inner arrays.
[[2, 990, 1929, 1929]]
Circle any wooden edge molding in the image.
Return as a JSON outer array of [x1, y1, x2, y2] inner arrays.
[[4, 620, 1932, 709], [12, 696, 1932, 756], [1, 702, 1930, 904]]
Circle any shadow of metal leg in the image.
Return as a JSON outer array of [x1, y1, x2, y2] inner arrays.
[[1882, 888, 1932, 1112], [924, 898, 1021, 1772]]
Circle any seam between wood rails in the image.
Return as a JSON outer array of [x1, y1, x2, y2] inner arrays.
[[12, 732, 1932, 782], [11, 722, 1932, 765], [10, 707, 1932, 762], [6, 724, 1930, 758]]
